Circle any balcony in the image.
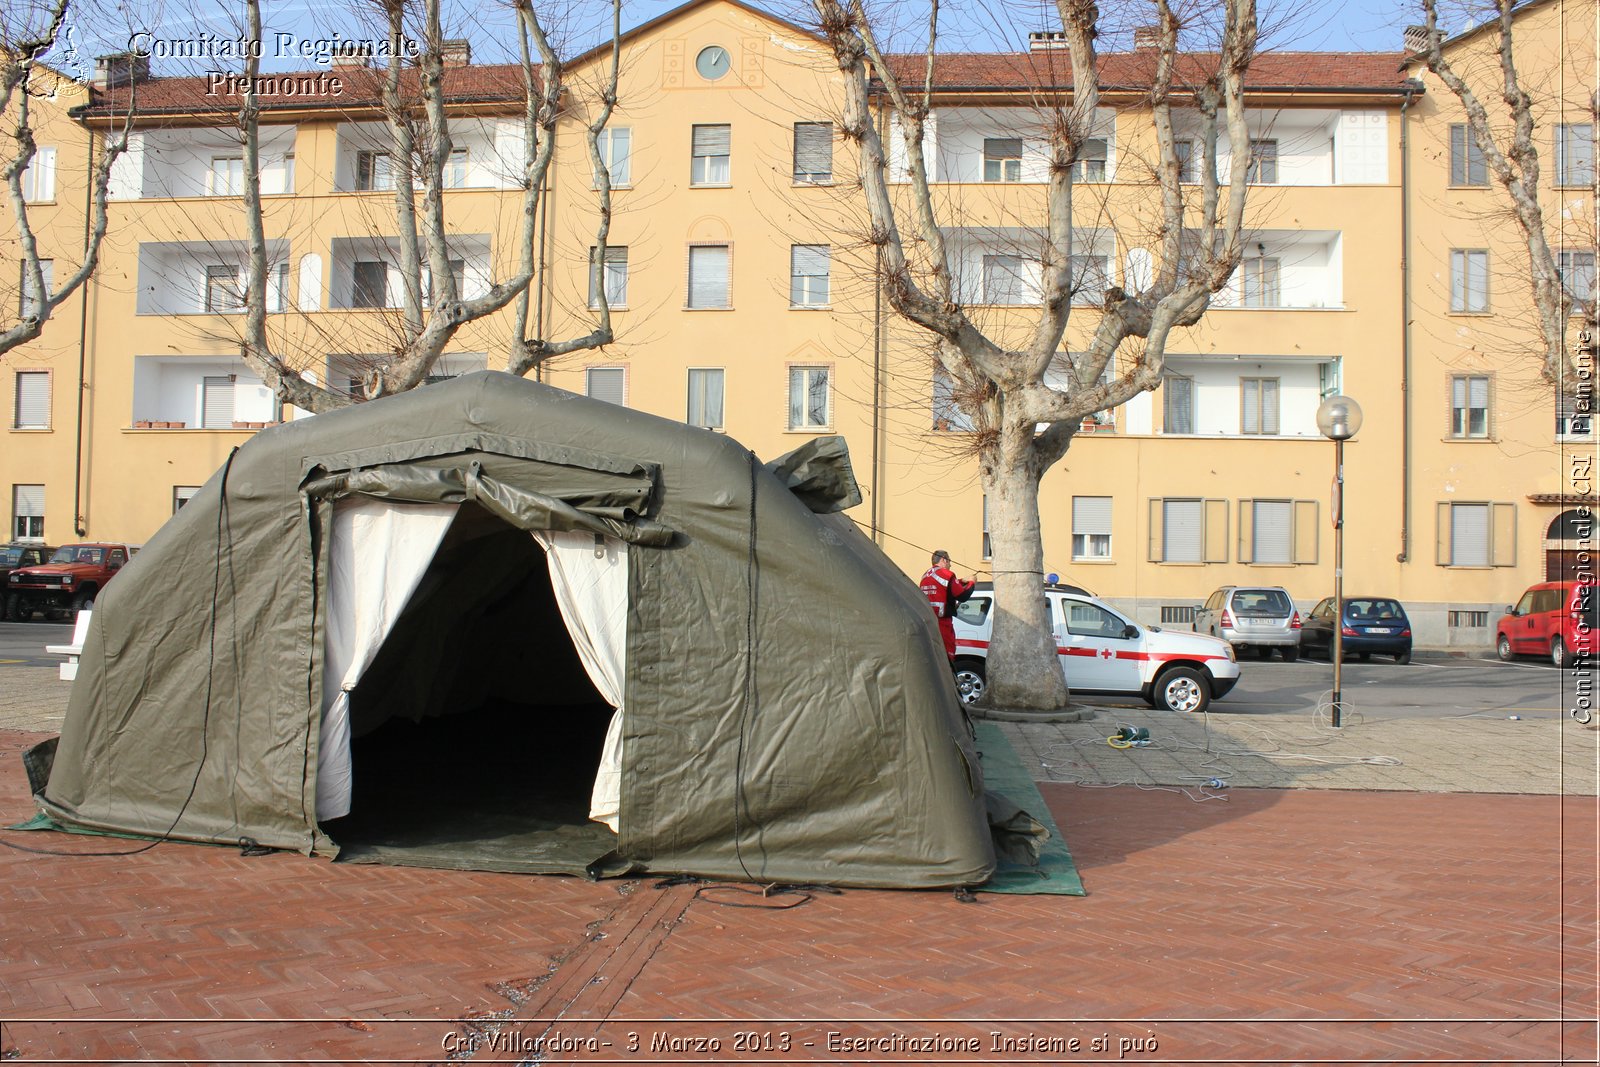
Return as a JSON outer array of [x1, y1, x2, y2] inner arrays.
[[911, 107, 1117, 185], [110, 127, 297, 200], [135, 240, 291, 315], [333, 120, 526, 193], [1210, 230, 1343, 310], [131, 357, 276, 429], [945, 227, 1116, 306], [1135, 355, 1340, 437], [327, 235, 492, 310]]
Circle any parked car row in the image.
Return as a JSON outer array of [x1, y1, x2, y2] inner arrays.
[[4, 542, 139, 621]]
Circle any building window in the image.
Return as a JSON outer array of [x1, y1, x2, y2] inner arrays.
[[1240, 377, 1280, 435], [686, 244, 730, 308], [595, 128, 631, 186], [356, 150, 393, 191], [1241, 256, 1281, 307], [18, 258, 51, 317], [1555, 123, 1594, 188], [1072, 496, 1112, 560], [1450, 374, 1490, 438], [1557, 250, 1597, 305], [1148, 497, 1227, 563], [209, 155, 244, 196], [173, 486, 200, 513], [690, 124, 731, 186], [21, 146, 55, 202], [205, 265, 243, 313], [787, 365, 830, 430], [1450, 249, 1489, 312], [589, 246, 628, 307], [200, 375, 235, 429], [983, 138, 1023, 183], [1436, 500, 1515, 567], [443, 148, 469, 189], [13, 371, 48, 429], [1449, 124, 1487, 186], [982, 253, 1030, 305], [1069, 138, 1107, 182], [982, 496, 992, 560], [687, 368, 724, 430], [790, 245, 830, 307], [12, 484, 44, 540], [932, 367, 975, 432], [351, 260, 389, 309], [1174, 140, 1196, 184], [1163, 375, 1194, 434], [1068, 254, 1111, 305], [793, 122, 832, 183], [1448, 609, 1489, 628], [1557, 384, 1594, 440], [1246, 139, 1278, 184], [1238, 498, 1319, 564], [585, 367, 626, 406]]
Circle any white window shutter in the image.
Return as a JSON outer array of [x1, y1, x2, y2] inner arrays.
[[586, 367, 626, 406], [1163, 499, 1203, 562], [1451, 503, 1489, 566], [1252, 500, 1292, 563], [14, 371, 48, 428], [687, 246, 730, 308], [202, 375, 236, 429], [1072, 496, 1112, 537]]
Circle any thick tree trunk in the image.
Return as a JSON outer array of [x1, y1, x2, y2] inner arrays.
[[979, 440, 1070, 711]]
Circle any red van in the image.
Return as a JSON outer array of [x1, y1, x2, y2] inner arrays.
[[1496, 581, 1598, 667]]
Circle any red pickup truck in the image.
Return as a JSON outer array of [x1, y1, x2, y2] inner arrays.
[[6, 543, 138, 621]]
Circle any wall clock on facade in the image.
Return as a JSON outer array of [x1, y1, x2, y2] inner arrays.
[[695, 45, 730, 80]]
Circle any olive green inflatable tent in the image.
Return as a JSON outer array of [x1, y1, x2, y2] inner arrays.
[[29, 372, 995, 888]]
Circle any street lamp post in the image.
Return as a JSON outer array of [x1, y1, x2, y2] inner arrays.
[[1316, 395, 1363, 728]]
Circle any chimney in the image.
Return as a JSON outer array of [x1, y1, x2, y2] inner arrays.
[[330, 43, 373, 70], [1404, 25, 1430, 54], [92, 53, 149, 89], [1133, 25, 1162, 51], [1028, 31, 1068, 52], [441, 39, 472, 67]]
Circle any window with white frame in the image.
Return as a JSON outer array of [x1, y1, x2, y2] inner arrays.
[[173, 486, 200, 513], [787, 365, 830, 429], [585, 367, 626, 406], [356, 150, 393, 191], [13, 371, 48, 429], [1072, 496, 1112, 560], [1555, 123, 1594, 188], [22, 146, 55, 202], [18, 258, 51, 318], [209, 155, 244, 196], [790, 245, 830, 307], [1163, 375, 1194, 434], [793, 122, 832, 183], [983, 138, 1023, 183], [12, 484, 44, 540], [1246, 139, 1278, 184], [1068, 254, 1111, 305], [596, 128, 631, 185], [1450, 249, 1489, 312], [1437, 501, 1515, 567], [443, 148, 469, 189], [1240, 377, 1280, 435], [1558, 250, 1596, 306], [1449, 125, 1487, 186], [982, 254, 1030, 305], [205, 265, 244, 313], [691, 124, 731, 185], [589, 246, 628, 307], [1069, 138, 1107, 182], [1450, 374, 1490, 438], [686, 245, 730, 308], [687, 368, 724, 429], [1175, 140, 1197, 183], [1241, 256, 1281, 307]]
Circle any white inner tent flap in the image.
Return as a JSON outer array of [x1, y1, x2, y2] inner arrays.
[[532, 530, 628, 831], [317, 498, 459, 820]]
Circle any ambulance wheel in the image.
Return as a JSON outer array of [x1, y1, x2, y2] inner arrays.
[[953, 659, 986, 705], [1156, 666, 1210, 714]]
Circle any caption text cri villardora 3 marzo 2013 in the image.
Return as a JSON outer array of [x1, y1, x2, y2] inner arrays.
[[437, 1026, 1162, 1058]]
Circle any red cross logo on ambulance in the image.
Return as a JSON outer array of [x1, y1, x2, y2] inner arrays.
[[1097, 647, 1115, 661]]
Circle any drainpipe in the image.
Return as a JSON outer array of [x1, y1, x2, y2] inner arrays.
[[533, 168, 549, 382], [870, 95, 887, 544], [1397, 78, 1424, 564], [72, 125, 96, 537]]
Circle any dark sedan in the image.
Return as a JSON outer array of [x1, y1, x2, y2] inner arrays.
[[1299, 596, 1413, 664]]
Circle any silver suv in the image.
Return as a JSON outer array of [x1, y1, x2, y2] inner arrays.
[[1195, 585, 1301, 661]]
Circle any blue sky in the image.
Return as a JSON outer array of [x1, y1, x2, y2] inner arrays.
[[62, 0, 1420, 78]]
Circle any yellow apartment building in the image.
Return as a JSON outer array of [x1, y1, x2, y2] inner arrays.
[[1, 0, 1592, 647]]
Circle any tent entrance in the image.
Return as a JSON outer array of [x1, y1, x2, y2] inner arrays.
[[322, 504, 619, 874]]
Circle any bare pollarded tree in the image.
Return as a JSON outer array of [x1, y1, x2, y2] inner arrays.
[[235, 0, 623, 412], [0, 0, 132, 356], [1416, 0, 1598, 388], [812, 0, 1262, 710]]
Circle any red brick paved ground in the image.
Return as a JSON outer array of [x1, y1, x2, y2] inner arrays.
[[1, 727, 1594, 1065]]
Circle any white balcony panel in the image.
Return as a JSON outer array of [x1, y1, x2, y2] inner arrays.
[[335, 120, 521, 192], [136, 240, 290, 315], [931, 107, 1114, 184], [131, 127, 297, 199], [1162, 356, 1335, 437], [132, 356, 273, 427], [1212, 230, 1343, 309], [328, 235, 493, 310]]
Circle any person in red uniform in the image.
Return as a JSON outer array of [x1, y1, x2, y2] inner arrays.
[[919, 549, 976, 666]]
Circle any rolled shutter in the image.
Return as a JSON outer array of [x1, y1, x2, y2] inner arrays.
[[14, 372, 48, 429], [1237, 499, 1254, 564], [1262, 379, 1280, 434], [1491, 502, 1517, 566], [1203, 498, 1229, 563], [1073, 496, 1112, 537], [1147, 498, 1164, 562], [688, 246, 730, 308], [202, 375, 235, 429], [586, 367, 626, 406], [692, 124, 730, 156], [14, 484, 43, 518], [1165, 499, 1203, 562], [793, 122, 832, 180], [1253, 500, 1292, 563], [1451, 503, 1489, 566], [1293, 500, 1319, 564]]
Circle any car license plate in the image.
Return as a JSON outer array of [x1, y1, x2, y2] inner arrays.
[[1367, 627, 1390, 634]]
